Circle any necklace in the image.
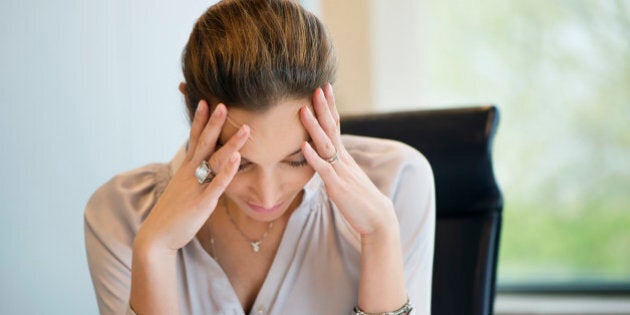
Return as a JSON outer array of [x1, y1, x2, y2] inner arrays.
[[223, 197, 274, 253]]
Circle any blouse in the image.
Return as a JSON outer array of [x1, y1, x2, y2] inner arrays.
[[84, 135, 435, 315]]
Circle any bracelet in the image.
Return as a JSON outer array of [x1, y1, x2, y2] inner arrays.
[[353, 298, 413, 315]]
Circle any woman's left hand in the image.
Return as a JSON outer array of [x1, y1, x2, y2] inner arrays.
[[300, 83, 398, 238]]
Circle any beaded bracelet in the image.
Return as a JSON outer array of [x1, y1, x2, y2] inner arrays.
[[353, 298, 413, 315]]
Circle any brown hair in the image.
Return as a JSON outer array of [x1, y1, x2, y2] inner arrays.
[[181, 0, 336, 119]]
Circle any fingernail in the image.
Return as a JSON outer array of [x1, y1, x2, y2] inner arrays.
[[231, 152, 240, 162], [238, 125, 248, 136], [213, 106, 225, 119], [196, 102, 203, 113], [318, 88, 325, 98]]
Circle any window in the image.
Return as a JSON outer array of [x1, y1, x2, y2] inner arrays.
[[417, 1, 630, 287]]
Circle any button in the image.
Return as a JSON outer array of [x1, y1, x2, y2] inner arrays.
[[256, 305, 265, 314]]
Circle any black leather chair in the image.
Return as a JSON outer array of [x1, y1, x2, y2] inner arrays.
[[341, 106, 503, 315]]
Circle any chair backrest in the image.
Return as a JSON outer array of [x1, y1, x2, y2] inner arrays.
[[340, 105, 503, 315]]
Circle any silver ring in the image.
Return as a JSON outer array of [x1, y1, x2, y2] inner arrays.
[[195, 160, 216, 184], [325, 151, 339, 164]]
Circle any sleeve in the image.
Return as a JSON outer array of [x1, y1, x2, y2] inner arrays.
[[341, 135, 436, 314], [390, 149, 436, 315], [84, 164, 168, 315]]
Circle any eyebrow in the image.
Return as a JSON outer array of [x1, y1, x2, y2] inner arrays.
[[238, 147, 299, 164], [240, 136, 312, 163], [287, 147, 303, 157]]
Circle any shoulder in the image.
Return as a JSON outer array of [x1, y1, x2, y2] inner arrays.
[[333, 135, 435, 255], [341, 134, 433, 198], [84, 162, 171, 241]]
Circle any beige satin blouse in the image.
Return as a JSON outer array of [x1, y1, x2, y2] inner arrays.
[[84, 135, 435, 315]]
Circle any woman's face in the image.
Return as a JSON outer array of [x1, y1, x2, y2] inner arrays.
[[218, 98, 315, 223]]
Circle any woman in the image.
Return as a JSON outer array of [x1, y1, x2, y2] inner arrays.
[[84, 0, 435, 314]]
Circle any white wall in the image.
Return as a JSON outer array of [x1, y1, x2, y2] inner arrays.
[[0, 1, 423, 313], [369, 0, 424, 111], [0, 1, 215, 313]]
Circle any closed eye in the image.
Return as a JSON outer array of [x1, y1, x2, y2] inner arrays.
[[237, 158, 308, 172], [287, 158, 308, 168], [238, 162, 251, 171], [237, 142, 310, 172]]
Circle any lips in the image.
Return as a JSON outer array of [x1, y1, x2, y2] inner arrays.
[[247, 201, 284, 213]]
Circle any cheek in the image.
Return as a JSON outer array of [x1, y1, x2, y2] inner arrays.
[[291, 167, 316, 189], [223, 176, 247, 197]]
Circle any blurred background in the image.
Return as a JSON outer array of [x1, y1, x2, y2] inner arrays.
[[412, 1, 630, 285], [1, 0, 628, 314]]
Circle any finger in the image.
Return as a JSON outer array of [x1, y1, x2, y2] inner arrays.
[[313, 87, 342, 148], [323, 83, 340, 127], [300, 106, 337, 161], [302, 141, 340, 185], [208, 124, 250, 172], [203, 152, 240, 203], [192, 103, 227, 164], [186, 100, 209, 161]]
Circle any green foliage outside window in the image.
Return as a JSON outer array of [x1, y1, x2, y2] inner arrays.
[[419, 0, 630, 283]]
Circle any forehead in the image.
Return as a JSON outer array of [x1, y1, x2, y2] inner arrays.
[[219, 98, 312, 160]]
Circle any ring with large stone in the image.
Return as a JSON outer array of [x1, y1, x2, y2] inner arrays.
[[195, 160, 216, 184], [325, 151, 339, 164]]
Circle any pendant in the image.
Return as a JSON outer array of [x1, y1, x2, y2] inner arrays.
[[251, 241, 261, 252]]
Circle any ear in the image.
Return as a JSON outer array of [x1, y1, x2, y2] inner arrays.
[[179, 82, 191, 107], [178, 82, 187, 96]]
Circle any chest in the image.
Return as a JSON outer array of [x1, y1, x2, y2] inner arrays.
[[220, 250, 274, 312], [197, 221, 285, 313], [188, 202, 360, 314]]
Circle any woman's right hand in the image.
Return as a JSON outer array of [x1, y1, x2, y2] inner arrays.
[[133, 100, 250, 255]]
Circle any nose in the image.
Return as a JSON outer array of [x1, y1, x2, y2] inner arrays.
[[251, 169, 281, 208]]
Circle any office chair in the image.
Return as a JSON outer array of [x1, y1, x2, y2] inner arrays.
[[341, 105, 503, 315]]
